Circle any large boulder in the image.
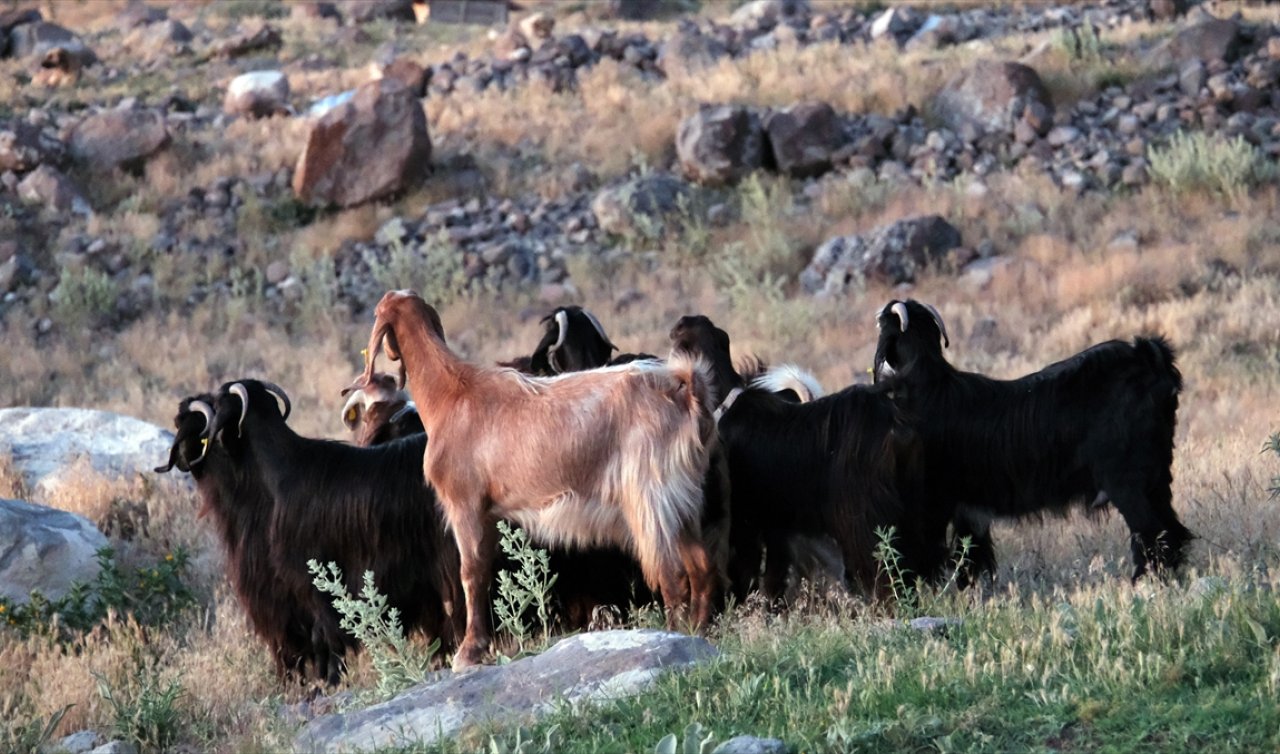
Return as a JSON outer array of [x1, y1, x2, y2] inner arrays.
[[801, 215, 963, 293], [0, 408, 177, 503], [338, 0, 414, 23], [296, 630, 717, 753], [591, 172, 693, 238], [729, 0, 809, 29], [763, 101, 843, 178], [0, 498, 108, 604], [224, 70, 291, 118], [8, 21, 97, 66], [931, 60, 1052, 136], [1165, 16, 1243, 64], [657, 28, 730, 72], [68, 108, 170, 172], [293, 79, 431, 208], [677, 105, 765, 186]]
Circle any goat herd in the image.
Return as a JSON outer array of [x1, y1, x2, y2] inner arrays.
[[156, 290, 1192, 685]]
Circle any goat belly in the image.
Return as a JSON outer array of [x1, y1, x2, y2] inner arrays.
[[502, 496, 634, 552]]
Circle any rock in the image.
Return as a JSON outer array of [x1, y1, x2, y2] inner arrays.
[[87, 744, 137, 754], [1147, 0, 1189, 20], [603, 0, 662, 20], [1166, 17, 1242, 64], [657, 28, 730, 72], [297, 630, 716, 753], [293, 78, 431, 208], [0, 254, 30, 294], [729, 0, 808, 28], [114, 2, 167, 28], [1269, 37, 1280, 62], [763, 101, 842, 178], [292, 2, 341, 22], [0, 8, 41, 34], [713, 736, 789, 754], [265, 260, 291, 285], [1046, 125, 1080, 147], [801, 215, 963, 293], [376, 57, 427, 97], [907, 616, 962, 633], [49, 730, 105, 754], [0, 498, 108, 604], [932, 60, 1053, 136], [0, 121, 63, 172], [307, 90, 356, 119], [1179, 59, 1206, 96], [8, 22, 96, 67], [339, 0, 414, 23], [17, 165, 91, 217], [676, 105, 765, 186], [126, 19, 193, 51], [491, 28, 530, 62], [518, 12, 554, 41], [68, 109, 170, 172], [224, 71, 291, 119], [213, 23, 283, 58], [869, 6, 917, 41], [591, 172, 692, 238], [0, 407, 177, 503]]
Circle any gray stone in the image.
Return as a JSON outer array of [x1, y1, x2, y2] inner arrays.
[[114, 3, 167, 29], [870, 7, 917, 41], [0, 498, 107, 604], [0, 407, 177, 503], [0, 121, 64, 173], [265, 260, 291, 285], [933, 60, 1053, 136], [1167, 17, 1242, 64], [1147, 0, 1189, 21], [87, 744, 137, 754], [338, 0, 414, 23], [293, 78, 431, 208], [713, 736, 789, 754], [657, 29, 730, 73], [591, 172, 693, 238], [677, 105, 765, 186], [1046, 125, 1080, 147], [763, 101, 842, 178], [68, 109, 170, 172], [729, 0, 808, 28], [8, 22, 96, 66], [224, 71, 290, 118], [212, 23, 283, 58], [17, 165, 90, 217], [47, 729, 104, 754], [801, 215, 963, 293], [296, 630, 717, 753], [1178, 59, 1206, 96]]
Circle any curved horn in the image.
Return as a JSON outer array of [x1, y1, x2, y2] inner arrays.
[[890, 302, 909, 332], [581, 309, 618, 351], [188, 400, 215, 465], [547, 309, 570, 374], [259, 380, 292, 421], [923, 303, 950, 348], [229, 383, 250, 435]]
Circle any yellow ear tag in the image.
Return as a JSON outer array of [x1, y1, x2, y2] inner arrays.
[[201, 438, 209, 448], [866, 367, 874, 375], [361, 348, 368, 358], [346, 407, 358, 422]]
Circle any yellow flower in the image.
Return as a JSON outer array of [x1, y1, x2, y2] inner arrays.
[[165, 553, 174, 562], [0, 604, 6, 613]]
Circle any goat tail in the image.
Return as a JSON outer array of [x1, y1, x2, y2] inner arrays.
[[665, 351, 718, 447], [1135, 335, 1182, 395]]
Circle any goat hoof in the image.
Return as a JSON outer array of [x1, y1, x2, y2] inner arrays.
[[451, 642, 489, 671]]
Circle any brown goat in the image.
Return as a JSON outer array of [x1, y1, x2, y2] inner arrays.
[[353, 290, 720, 668]]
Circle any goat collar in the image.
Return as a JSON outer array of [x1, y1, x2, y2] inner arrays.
[[713, 387, 745, 423]]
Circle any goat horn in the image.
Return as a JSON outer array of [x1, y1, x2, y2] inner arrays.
[[890, 302, 909, 332], [259, 381, 292, 421], [923, 303, 950, 348], [547, 309, 569, 374], [230, 383, 250, 435], [388, 400, 418, 425], [188, 400, 215, 465], [582, 309, 618, 351]]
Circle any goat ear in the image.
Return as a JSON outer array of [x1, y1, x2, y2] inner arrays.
[[343, 404, 362, 431]]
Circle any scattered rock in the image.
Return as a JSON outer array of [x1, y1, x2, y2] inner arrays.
[[8, 21, 96, 67], [870, 6, 919, 42], [713, 736, 790, 754], [224, 71, 291, 119], [1147, 0, 1189, 21], [376, 57, 428, 97], [0, 498, 108, 604], [265, 260, 291, 285], [213, 23, 283, 58], [591, 172, 693, 237], [293, 78, 432, 208], [296, 630, 717, 753], [763, 101, 843, 178], [0, 121, 63, 172], [932, 60, 1053, 136], [801, 215, 964, 293], [676, 105, 765, 185], [17, 164, 91, 216], [48, 730, 105, 754], [658, 27, 730, 72], [87, 743, 137, 754], [0, 8, 41, 35], [339, 0, 414, 23], [114, 2, 167, 29], [1166, 16, 1242, 64], [292, 2, 342, 22], [68, 108, 170, 172], [729, 0, 809, 29], [0, 407, 177, 503], [518, 12, 555, 42]]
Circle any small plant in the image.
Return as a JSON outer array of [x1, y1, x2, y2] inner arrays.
[[487, 724, 563, 754], [0, 547, 194, 640], [1053, 23, 1105, 63], [1263, 432, 1280, 500], [1147, 132, 1275, 204], [873, 527, 970, 618], [50, 266, 118, 330], [364, 231, 467, 308], [94, 656, 185, 753], [654, 722, 717, 754], [493, 521, 559, 653], [308, 561, 438, 699]]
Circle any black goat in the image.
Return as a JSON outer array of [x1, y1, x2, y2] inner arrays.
[[872, 299, 1191, 581], [499, 305, 656, 375], [669, 315, 946, 602], [157, 381, 462, 685]]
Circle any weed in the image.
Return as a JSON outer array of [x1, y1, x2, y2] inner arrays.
[[308, 561, 438, 699], [364, 231, 468, 310], [654, 722, 717, 754], [94, 654, 185, 754], [50, 267, 118, 330], [493, 521, 559, 653], [0, 547, 195, 640], [1147, 132, 1275, 204], [1264, 432, 1280, 500], [873, 527, 970, 618], [485, 724, 563, 754], [0, 702, 72, 754]]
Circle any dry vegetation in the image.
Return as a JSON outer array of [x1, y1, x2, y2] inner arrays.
[[2, 1, 1279, 752]]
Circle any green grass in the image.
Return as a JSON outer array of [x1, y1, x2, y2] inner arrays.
[[383, 573, 1280, 753], [1147, 132, 1276, 205]]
